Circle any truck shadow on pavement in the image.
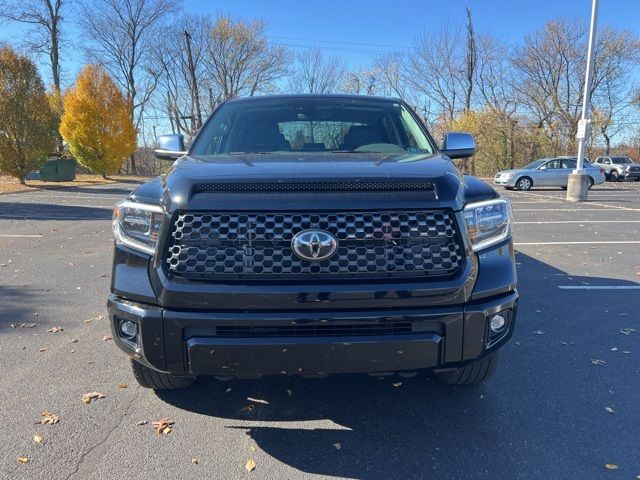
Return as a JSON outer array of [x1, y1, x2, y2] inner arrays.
[[156, 252, 640, 479], [0, 202, 112, 221]]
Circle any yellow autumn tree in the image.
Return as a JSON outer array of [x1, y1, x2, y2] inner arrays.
[[0, 45, 57, 184], [60, 65, 136, 178]]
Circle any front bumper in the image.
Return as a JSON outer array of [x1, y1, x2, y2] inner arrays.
[[493, 175, 515, 187], [108, 291, 518, 377]]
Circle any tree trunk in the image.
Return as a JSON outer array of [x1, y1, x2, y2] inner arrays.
[[19, 176, 26, 185], [129, 153, 137, 175]]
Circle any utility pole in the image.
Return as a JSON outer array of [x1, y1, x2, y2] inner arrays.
[[567, 0, 599, 202], [184, 30, 202, 130]]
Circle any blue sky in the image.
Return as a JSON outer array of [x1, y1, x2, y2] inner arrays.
[[1, 0, 638, 86]]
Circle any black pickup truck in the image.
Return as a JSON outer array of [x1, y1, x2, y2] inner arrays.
[[109, 94, 518, 389]]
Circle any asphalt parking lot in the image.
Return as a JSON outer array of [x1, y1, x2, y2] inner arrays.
[[0, 181, 639, 480]]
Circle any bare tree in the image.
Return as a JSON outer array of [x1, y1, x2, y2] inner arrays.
[[288, 47, 345, 94], [465, 7, 476, 113], [373, 52, 410, 99], [152, 13, 211, 138], [0, 0, 67, 92], [407, 26, 467, 121], [204, 16, 288, 100], [343, 68, 379, 96], [77, 0, 179, 171]]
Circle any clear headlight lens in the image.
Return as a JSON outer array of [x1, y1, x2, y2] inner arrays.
[[112, 200, 164, 255], [502, 172, 513, 179], [463, 199, 512, 251]]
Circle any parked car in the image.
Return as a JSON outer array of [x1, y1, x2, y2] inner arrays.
[[109, 94, 518, 390], [594, 156, 640, 182], [493, 157, 606, 190]]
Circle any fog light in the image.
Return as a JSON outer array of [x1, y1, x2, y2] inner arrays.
[[490, 314, 507, 333], [119, 320, 137, 340]]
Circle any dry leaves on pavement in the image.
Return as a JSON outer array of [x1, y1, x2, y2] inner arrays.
[[101, 335, 113, 341], [81, 391, 106, 404], [16, 457, 28, 464], [245, 459, 256, 472], [47, 327, 63, 333], [152, 418, 174, 435], [33, 434, 43, 444], [36, 411, 59, 425], [604, 464, 618, 470], [11, 323, 37, 329]]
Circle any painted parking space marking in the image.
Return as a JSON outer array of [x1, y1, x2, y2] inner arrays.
[[513, 220, 640, 224], [558, 285, 640, 290], [0, 234, 43, 238], [515, 241, 640, 245]]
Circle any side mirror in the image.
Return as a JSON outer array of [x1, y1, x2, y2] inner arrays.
[[154, 134, 186, 161], [441, 132, 476, 159]]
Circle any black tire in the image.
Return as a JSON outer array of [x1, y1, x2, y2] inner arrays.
[[610, 170, 619, 182], [504, 186, 514, 191], [130, 359, 195, 390], [561, 186, 567, 190], [634, 177, 640, 182], [435, 352, 499, 385], [588, 177, 594, 189], [516, 176, 533, 191]]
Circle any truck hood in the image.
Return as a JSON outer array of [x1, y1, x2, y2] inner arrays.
[[131, 152, 497, 212]]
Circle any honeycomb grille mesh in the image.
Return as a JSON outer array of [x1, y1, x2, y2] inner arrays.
[[165, 211, 463, 279]]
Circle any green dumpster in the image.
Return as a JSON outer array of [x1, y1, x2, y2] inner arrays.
[[39, 158, 76, 181]]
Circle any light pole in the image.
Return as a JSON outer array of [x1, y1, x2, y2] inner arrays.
[[566, 0, 599, 202]]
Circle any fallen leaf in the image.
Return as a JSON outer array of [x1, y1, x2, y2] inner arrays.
[[590, 359, 606, 365], [152, 417, 174, 435], [605, 406, 615, 414], [36, 411, 59, 425], [241, 405, 255, 413], [137, 420, 148, 426], [39, 347, 47, 352], [16, 457, 28, 464], [47, 327, 63, 333], [33, 434, 43, 444], [251, 445, 257, 452], [101, 335, 113, 341], [245, 459, 256, 472], [117, 384, 128, 389], [81, 391, 106, 404], [333, 442, 342, 450], [191, 458, 198, 465], [604, 464, 618, 470], [225, 388, 232, 394], [287, 389, 293, 396], [392, 382, 403, 387]]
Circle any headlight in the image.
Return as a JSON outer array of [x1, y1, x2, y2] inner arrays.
[[112, 200, 164, 255], [500, 172, 513, 179], [463, 199, 512, 251]]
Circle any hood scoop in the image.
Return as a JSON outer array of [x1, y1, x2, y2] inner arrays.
[[192, 179, 436, 195]]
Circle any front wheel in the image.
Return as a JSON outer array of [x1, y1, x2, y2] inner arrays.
[[130, 359, 195, 390], [588, 177, 595, 189], [516, 177, 532, 191], [435, 352, 499, 385]]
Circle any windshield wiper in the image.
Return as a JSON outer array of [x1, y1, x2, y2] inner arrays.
[[330, 150, 383, 154], [228, 151, 273, 155]]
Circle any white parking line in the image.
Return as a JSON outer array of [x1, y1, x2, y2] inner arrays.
[[515, 241, 640, 245], [0, 234, 43, 238], [513, 220, 640, 224], [513, 191, 640, 212], [512, 208, 611, 212], [558, 286, 640, 290]]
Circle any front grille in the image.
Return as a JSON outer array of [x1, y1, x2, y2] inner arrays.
[[213, 323, 413, 337], [165, 210, 464, 280], [192, 180, 435, 194]]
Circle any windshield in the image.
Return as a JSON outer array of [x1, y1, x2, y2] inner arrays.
[[524, 160, 547, 169], [190, 97, 435, 155], [611, 157, 633, 164]]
